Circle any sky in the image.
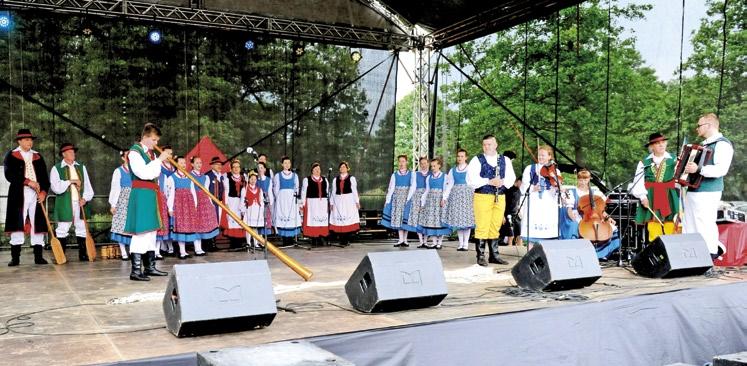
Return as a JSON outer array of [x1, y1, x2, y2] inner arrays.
[[395, 0, 711, 101]]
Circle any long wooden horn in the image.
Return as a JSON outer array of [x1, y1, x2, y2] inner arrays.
[[153, 146, 313, 281]]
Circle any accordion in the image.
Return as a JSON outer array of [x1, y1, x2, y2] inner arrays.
[[674, 144, 713, 189]]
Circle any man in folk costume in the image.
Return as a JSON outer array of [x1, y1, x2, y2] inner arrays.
[[204, 156, 226, 251], [683, 113, 733, 259], [631, 133, 680, 243], [123, 123, 171, 281], [50, 143, 95, 261], [466, 134, 516, 266], [4, 129, 51, 266]]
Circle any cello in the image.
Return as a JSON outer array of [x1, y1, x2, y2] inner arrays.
[[577, 189, 613, 242]]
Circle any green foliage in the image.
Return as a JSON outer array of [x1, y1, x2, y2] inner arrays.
[[396, 0, 744, 200], [0, 15, 396, 211]]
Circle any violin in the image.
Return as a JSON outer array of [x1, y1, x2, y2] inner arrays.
[[540, 162, 563, 187], [577, 189, 613, 242]]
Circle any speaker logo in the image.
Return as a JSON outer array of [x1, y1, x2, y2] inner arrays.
[[681, 247, 697, 258], [213, 285, 241, 303], [566, 256, 583, 269], [401, 270, 422, 285]]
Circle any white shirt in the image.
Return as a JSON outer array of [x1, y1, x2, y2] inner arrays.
[[700, 132, 734, 179], [630, 152, 673, 201], [466, 153, 516, 191], [421, 171, 452, 206], [50, 160, 94, 202], [384, 169, 410, 204], [331, 174, 360, 206], [128, 143, 162, 181]]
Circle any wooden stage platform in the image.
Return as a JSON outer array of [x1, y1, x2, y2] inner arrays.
[[0, 240, 745, 366]]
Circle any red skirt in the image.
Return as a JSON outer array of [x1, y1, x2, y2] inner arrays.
[[157, 191, 169, 236], [173, 190, 202, 233], [195, 190, 219, 233]]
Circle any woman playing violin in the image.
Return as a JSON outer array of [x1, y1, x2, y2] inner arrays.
[[519, 145, 562, 244]]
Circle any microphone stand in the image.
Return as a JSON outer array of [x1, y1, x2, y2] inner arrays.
[[605, 164, 649, 267], [515, 175, 534, 247]]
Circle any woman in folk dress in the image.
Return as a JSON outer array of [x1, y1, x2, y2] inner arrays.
[[256, 162, 274, 236], [402, 156, 430, 247], [189, 156, 220, 243], [242, 170, 272, 249], [273, 156, 302, 246], [382, 155, 413, 247], [109, 151, 132, 260], [419, 157, 451, 249], [445, 149, 475, 251], [221, 159, 247, 249], [520, 145, 562, 244], [300, 162, 330, 246], [329, 161, 360, 246], [169, 156, 218, 259]]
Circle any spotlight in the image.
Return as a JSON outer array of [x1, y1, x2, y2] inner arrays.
[[147, 29, 162, 45], [82, 27, 93, 37], [0, 13, 11, 30], [293, 43, 305, 57], [350, 50, 362, 63], [244, 40, 255, 51]]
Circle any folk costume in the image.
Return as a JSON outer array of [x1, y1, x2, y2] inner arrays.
[[301, 175, 330, 244], [4, 129, 51, 266], [50, 143, 95, 261], [445, 164, 475, 251], [466, 153, 516, 266], [109, 158, 132, 260], [124, 142, 168, 281], [329, 173, 360, 246], [381, 169, 413, 247]]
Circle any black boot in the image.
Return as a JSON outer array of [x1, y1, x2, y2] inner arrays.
[[488, 239, 508, 265], [129, 253, 150, 281], [59, 237, 68, 252], [143, 251, 168, 276], [476, 240, 487, 266], [33, 245, 48, 265], [77, 237, 89, 261], [8, 245, 21, 266]]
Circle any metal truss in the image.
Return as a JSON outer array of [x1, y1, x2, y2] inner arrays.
[[411, 47, 431, 163], [0, 0, 417, 50]]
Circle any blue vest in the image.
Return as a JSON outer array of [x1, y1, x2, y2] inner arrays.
[[118, 166, 132, 188], [474, 154, 506, 194], [159, 165, 175, 191], [690, 136, 732, 193], [415, 171, 429, 189], [394, 171, 412, 187], [428, 173, 446, 190], [279, 172, 297, 190], [451, 167, 468, 185], [172, 174, 192, 190]]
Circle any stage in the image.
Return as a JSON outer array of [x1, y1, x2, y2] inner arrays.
[[0, 239, 745, 366]]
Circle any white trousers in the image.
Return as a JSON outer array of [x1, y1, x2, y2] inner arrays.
[[10, 187, 45, 246], [683, 191, 723, 254], [129, 231, 158, 254], [55, 201, 86, 238]]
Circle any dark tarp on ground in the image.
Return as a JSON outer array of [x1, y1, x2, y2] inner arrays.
[[101, 282, 747, 366]]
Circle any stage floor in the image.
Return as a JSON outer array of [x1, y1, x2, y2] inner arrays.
[[0, 240, 745, 366]]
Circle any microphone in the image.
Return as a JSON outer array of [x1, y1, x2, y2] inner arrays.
[[246, 147, 258, 161]]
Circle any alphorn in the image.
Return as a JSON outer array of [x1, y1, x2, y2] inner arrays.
[[152, 146, 313, 281]]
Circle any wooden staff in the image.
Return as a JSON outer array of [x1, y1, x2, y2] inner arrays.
[[37, 201, 67, 265], [77, 190, 97, 261], [153, 146, 313, 281], [645, 205, 666, 233]]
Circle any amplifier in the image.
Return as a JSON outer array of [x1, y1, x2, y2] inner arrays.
[[717, 207, 746, 223]]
